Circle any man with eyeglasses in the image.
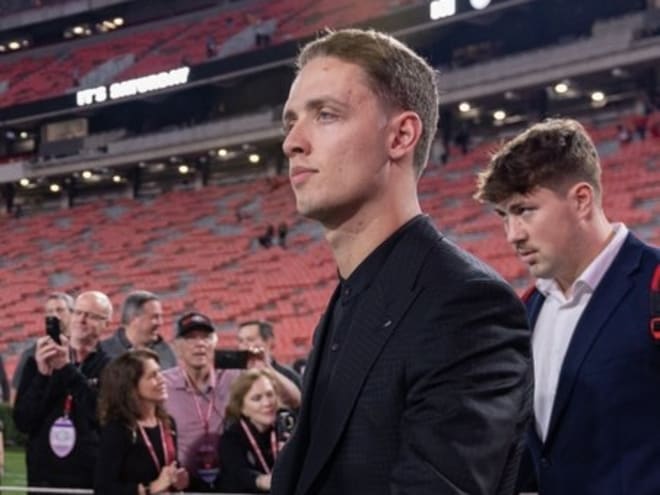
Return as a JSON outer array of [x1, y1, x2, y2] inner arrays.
[[11, 292, 74, 403], [14, 290, 112, 490], [163, 312, 240, 492]]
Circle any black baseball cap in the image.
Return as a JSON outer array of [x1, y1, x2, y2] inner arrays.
[[176, 312, 215, 337]]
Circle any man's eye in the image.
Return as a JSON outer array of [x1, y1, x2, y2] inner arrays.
[[318, 110, 336, 121]]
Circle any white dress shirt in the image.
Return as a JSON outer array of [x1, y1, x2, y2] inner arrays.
[[532, 223, 628, 440]]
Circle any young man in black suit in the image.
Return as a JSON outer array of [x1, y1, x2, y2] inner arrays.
[[273, 28, 532, 495]]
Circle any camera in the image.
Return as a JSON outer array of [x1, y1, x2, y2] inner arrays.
[[275, 408, 296, 443]]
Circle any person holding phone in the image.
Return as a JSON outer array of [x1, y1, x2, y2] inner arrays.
[[11, 292, 75, 403], [162, 312, 240, 492], [14, 291, 112, 490], [95, 349, 188, 495], [237, 321, 301, 409]]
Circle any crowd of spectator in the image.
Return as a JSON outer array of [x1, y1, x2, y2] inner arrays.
[[6, 290, 302, 494]]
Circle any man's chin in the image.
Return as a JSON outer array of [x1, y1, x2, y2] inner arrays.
[[529, 264, 552, 279]]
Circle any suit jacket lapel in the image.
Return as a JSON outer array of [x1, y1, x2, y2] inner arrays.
[[294, 216, 436, 495], [543, 234, 643, 449]]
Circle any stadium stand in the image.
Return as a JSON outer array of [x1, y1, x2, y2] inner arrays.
[[0, 114, 658, 378], [0, 0, 426, 108]]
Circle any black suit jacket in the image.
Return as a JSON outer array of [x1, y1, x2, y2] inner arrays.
[[271, 216, 532, 495]]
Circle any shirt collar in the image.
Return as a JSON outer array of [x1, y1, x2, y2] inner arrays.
[[173, 366, 216, 392], [537, 223, 628, 299]]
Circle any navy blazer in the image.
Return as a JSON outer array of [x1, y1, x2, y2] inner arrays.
[[523, 233, 660, 495], [271, 216, 532, 495]]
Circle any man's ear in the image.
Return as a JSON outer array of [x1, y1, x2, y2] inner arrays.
[[388, 111, 422, 162], [569, 182, 596, 217]]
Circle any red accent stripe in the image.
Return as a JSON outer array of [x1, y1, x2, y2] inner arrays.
[[520, 285, 536, 303], [651, 265, 660, 292]]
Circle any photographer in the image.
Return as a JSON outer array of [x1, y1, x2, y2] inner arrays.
[[237, 321, 301, 409], [162, 312, 240, 492], [13, 291, 112, 489], [219, 369, 293, 493]]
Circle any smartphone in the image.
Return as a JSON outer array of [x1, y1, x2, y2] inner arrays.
[[275, 408, 296, 443], [45, 316, 61, 344], [214, 349, 249, 369]]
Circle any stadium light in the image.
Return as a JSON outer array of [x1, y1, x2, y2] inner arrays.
[[458, 102, 471, 113], [178, 165, 190, 174], [19, 131, 28, 139], [430, 0, 456, 20], [19, 178, 30, 187], [493, 110, 507, 121], [591, 91, 605, 102], [50, 184, 61, 193], [248, 153, 260, 164], [217, 148, 228, 158], [82, 170, 93, 179], [469, 0, 492, 9], [112, 175, 122, 183], [554, 82, 569, 94], [8, 40, 21, 50], [114, 17, 124, 27]]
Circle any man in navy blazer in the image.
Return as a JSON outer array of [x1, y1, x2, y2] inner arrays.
[[476, 118, 660, 494], [272, 29, 532, 495]]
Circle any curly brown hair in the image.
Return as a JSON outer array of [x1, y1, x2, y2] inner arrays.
[[475, 118, 602, 204], [98, 349, 170, 429], [225, 369, 279, 422]]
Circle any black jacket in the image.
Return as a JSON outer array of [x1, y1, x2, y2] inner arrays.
[[219, 418, 275, 493], [271, 216, 532, 495], [13, 349, 109, 488], [94, 418, 179, 495]]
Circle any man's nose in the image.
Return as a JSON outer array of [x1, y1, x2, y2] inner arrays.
[[505, 217, 526, 245], [282, 121, 310, 158]]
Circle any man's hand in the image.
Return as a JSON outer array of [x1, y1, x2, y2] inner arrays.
[[49, 334, 70, 371], [246, 346, 269, 370], [34, 335, 69, 375]]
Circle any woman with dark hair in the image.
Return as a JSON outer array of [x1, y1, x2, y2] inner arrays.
[[219, 369, 280, 493], [94, 349, 188, 495]]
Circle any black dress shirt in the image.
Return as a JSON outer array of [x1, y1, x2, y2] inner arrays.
[[309, 215, 424, 425]]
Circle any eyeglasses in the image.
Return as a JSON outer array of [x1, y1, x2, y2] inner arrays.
[[73, 309, 108, 322]]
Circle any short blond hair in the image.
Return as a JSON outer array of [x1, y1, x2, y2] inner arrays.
[[297, 29, 439, 175]]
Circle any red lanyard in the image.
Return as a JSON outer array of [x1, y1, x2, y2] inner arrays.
[[63, 394, 73, 416], [239, 419, 277, 475], [138, 421, 174, 472], [183, 369, 217, 435]]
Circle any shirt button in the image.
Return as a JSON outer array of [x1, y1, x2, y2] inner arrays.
[[330, 343, 339, 352]]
